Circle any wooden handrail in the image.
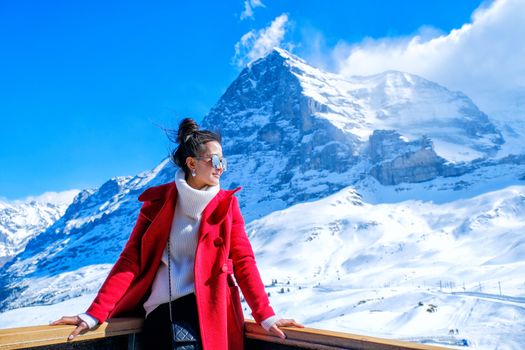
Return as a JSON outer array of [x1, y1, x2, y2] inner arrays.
[[0, 318, 451, 350], [244, 320, 450, 350], [0, 318, 143, 350]]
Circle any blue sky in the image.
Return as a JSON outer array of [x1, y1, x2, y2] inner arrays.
[[0, 0, 490, 200]]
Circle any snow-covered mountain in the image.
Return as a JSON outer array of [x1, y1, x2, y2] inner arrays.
[[0, 48, 523, 348], [0, 190, 79, 267], [0, 160, 173, 310], [204, 48, 505, 220]]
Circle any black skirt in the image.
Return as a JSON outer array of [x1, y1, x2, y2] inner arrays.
[[142, 293, 202, 350]]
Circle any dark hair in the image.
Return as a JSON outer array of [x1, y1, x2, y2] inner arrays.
[[170, 118, 221, 178]]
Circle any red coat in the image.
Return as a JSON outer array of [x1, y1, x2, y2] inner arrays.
[[86, 182, 275, 350]]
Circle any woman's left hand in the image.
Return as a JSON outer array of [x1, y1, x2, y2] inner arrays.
[[268, 319, 305, 339]]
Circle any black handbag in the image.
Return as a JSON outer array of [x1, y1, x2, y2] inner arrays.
[[167, 236, 202, 350], [171, 321, 201, 350]]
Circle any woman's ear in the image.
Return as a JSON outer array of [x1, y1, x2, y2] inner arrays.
[[186, 157, 196, 171]]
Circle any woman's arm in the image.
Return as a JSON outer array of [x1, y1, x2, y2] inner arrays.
[[85, 204, 151, 322], [229, 196, 275, 323], [51, 201, 151, 339]]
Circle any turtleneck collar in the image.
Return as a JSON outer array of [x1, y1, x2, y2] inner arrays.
[[174, 169, 220, 219]]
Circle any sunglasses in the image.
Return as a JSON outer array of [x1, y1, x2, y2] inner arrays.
[[195, 154, 227, 171]]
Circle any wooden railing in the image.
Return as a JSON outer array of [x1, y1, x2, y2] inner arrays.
[[244, 321, 450, 350], [0, 319, 451, 350], [0, 318, 142, 350]]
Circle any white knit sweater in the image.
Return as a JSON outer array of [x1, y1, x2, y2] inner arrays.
[[142, 169, 220, 316]]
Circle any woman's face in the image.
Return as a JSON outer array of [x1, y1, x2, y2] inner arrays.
[[186, 141, 225, 189]]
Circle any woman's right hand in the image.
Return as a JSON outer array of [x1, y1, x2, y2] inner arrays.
[[50, 316, 89, 341]]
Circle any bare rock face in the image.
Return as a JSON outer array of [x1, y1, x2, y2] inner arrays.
[[371, 148, 444, 185], [368, 130, 445, 185]]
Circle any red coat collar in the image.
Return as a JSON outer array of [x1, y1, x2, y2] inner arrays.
[[137, 181, 241, 223]]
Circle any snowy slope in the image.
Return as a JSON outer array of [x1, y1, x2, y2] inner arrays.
[[246, 184, 525, 349], [249, 184, 525, 293], [493, 117, 525, 159]]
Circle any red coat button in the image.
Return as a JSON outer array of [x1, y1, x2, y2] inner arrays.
[[221, 264, 228, 273], [214, 237, 224, 246]]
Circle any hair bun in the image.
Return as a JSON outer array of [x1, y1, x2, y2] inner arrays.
[[169, 118, 222, 175], [176, 118, 200, 144]]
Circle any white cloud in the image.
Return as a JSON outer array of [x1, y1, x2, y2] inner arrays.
[[240, 0, 265, 20], [329, 0, 525, 121], [20, 190, 80, 205], [233, 13, 289, 67]]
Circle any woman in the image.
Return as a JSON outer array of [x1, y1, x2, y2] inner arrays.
[[52, 118, 303, 349]]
